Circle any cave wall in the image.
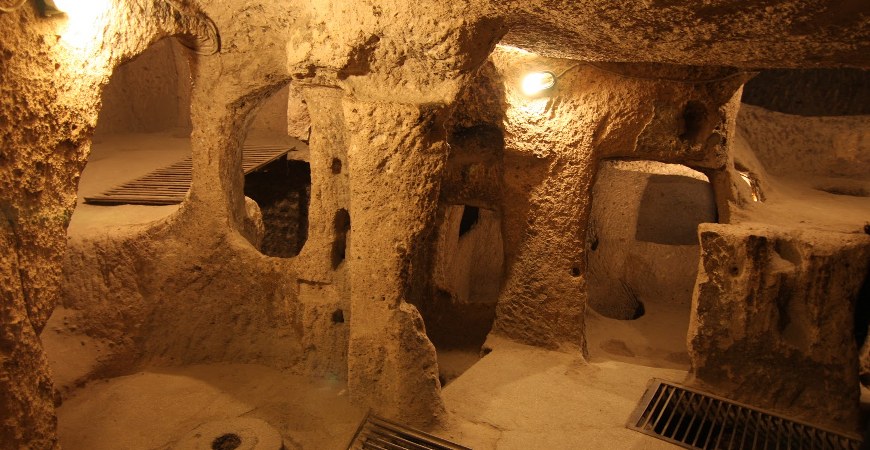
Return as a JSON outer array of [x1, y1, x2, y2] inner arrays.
[[95, 37, 192, 136], [486, 49, 749, 352], [54, 0, 505, 432], [742, 69, 870, 116], [737, 104, 870, 180], [0, 2, 216, 447], [248, 85, 291, 137], [4, 0, 870, 446], [689, 224, 870, 432]]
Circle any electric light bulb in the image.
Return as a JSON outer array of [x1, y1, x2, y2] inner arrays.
[[521, 71, 556, 96], [51, 0, 108, 18], [52, 0, 112, 50]]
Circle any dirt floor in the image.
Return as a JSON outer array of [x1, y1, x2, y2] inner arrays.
[[586, 297, 692, 371], [47, 334, 685, 450], [47, 127, 868, 449], [437, 337, 686, 449], [71, 132, 188, 232], [54, 364, 363, 450]]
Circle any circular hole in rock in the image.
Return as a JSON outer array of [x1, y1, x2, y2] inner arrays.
[[212, 433, 242, 450], [570, 267, 581, 277]]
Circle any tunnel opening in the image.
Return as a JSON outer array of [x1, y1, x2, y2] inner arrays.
[[458, 205, 479, 237], [242, 85, 312, 258], [422, 204, 504, 386], [71, 36, 194, 225], [585, 160, 717, 369], [243, 158, 311, 258]]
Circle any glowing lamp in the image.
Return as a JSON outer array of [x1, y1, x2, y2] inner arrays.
[[521, 71, 556, 96]]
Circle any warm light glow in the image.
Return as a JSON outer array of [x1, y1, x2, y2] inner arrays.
[[521, 72, 556, 96], [737, 170, 761, 202], [52, 0, 112, 50]]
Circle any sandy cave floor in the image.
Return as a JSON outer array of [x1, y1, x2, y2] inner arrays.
[[46, 330, 688, 450], [586, 300, 692, 371], [44, 302, 695, 449]]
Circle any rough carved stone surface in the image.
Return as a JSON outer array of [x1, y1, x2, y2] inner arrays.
[[488, 48, 747, 352], [0, 2, 214, 447], [343, 98, 448, 425], [2, 0, 870, 445], [485, 0, 870, 68], [586, 161, 716, 320], [742, 69, 870, 116], [688, 223, 870, 432], [737, 104, 870, 179]]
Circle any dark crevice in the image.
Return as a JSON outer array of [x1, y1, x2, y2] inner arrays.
[[458, 205, 479, 238], [679, 101, 708, 144], [244, 159, 311, 258], [331, 208, 350, 269]]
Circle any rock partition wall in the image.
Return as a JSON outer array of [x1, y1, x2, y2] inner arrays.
[[57, 0, 506, 431], [0, 2, 217, 447], [688, 223, 870, 432]]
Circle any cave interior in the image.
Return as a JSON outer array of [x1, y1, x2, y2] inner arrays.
[[1, 0, 869, 448]]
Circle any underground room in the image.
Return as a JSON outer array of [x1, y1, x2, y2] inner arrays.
[[2, 1, 870, 449]]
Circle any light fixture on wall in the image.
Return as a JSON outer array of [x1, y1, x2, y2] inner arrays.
[[521, 71, 556, 96]]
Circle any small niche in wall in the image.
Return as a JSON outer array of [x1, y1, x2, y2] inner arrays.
[[458, 205, 480, 237], [331, 208, 350, 269], [679, 101, 708, 144]]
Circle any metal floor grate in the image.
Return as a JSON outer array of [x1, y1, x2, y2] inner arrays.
[[347, 413, 471, 450], [628, 378, 863, 450], [83, 144, 295, 205]]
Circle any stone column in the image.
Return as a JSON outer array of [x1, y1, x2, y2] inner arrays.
[[343, 98, 448, 425], [494, 153, 595, 353], [294, 86, 352, 379], [296, 86, 351, 282]]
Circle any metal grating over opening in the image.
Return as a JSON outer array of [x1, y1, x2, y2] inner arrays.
[[628, 378, 863, 450], [83, 144, 296, 205], [347, 413, 471, 450]]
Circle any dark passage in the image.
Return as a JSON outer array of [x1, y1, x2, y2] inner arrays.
[[458, 205, 479, 237], [332, 208, 350, 268], [244, 158, 311, 258]]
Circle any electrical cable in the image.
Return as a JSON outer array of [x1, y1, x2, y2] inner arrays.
[[0, 0, 27, 14], [165, 0, 221, 55]]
